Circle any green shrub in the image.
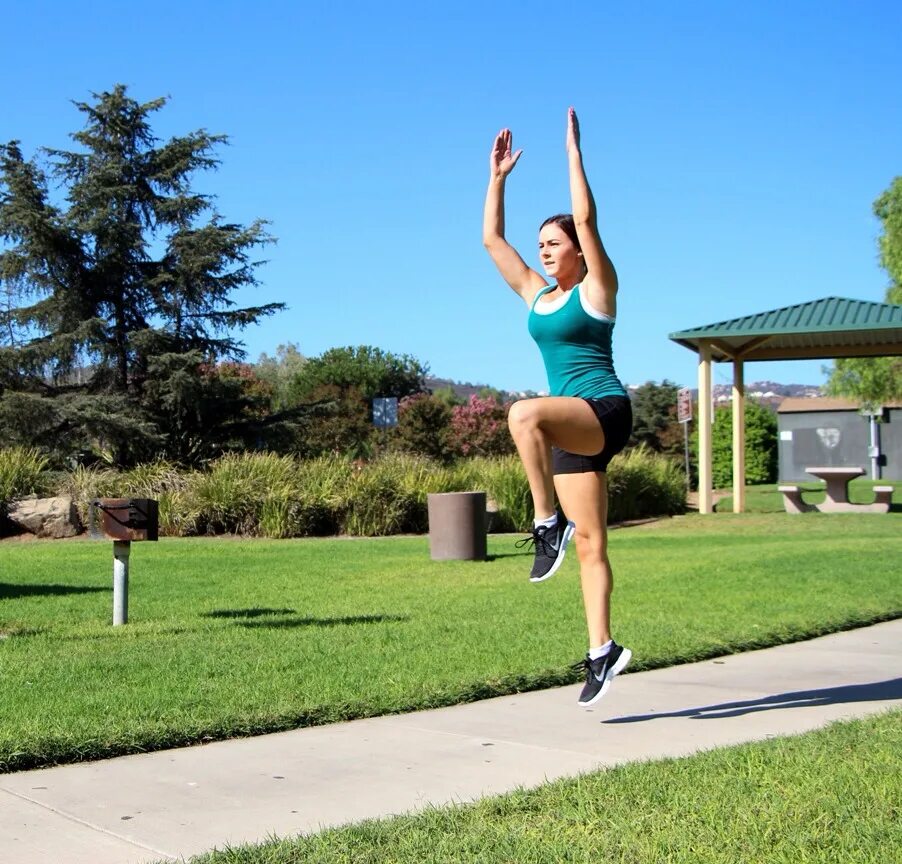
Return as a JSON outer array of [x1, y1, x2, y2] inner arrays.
[[55, 463, 121, 524], [32, 446, 686, 538], [607, 446, 686, 523], [395, 394, 454, 461], [468, 455, 532, 532], [119, 461, 195, 536], [0, 447, 51, 516], [693, 402, 778, 488], [267, 453, 350, 538], [57, 461, 195, 537], [186, 452, 301, 535], [337, 453, 432, 536]]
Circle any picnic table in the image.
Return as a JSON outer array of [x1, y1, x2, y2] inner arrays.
[[778, 466, 893, 514], [805, 466, 865, 512]]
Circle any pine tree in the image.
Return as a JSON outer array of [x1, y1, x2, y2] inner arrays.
[[0, 85, 282, 464]]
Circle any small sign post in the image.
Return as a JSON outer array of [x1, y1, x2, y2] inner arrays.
[[372, 397, 399, 429], [677, 387, 692, 490]]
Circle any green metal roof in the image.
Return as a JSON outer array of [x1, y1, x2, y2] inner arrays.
[[669, 296, 902, 361]]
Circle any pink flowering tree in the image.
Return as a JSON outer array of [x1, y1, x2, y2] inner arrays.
[[448, 395, 515, 458]]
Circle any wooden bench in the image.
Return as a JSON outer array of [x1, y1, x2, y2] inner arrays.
[[778, 485, 816, 514]]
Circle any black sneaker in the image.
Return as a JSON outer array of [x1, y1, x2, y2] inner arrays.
[[576, 642, 632, 707], [516, 513, 575, 583]]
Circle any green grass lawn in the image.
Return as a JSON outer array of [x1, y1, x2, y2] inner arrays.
[[1, 513, 900, 772], [181, 709, 901, 864], [716, 479, 901, 513]]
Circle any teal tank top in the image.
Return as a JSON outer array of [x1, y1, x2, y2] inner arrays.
[[527, 284, 627, 399]]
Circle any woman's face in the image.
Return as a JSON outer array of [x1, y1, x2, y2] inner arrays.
[[538, 223, 582, 280]]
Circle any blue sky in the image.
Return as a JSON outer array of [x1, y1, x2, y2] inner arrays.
[[5, 1, 901, 394]]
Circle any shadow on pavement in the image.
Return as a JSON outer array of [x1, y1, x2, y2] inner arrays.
[[603, 678, 902, 723]]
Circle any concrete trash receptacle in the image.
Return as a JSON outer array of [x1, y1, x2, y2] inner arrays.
[[427, 491, 487, 561]]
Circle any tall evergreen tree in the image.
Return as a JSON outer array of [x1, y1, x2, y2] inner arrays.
[[0, 85, 282, 464]]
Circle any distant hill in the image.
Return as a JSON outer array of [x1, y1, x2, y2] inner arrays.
[[424, 376, 525, 402], [681, 381, 822, 409], [428, 376, 821, 407]]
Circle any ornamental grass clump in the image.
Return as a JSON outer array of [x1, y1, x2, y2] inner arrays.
[[338, 453, 429, 536], [468, 455, 531, 532], [0, 447, 50, 515], [187, 452, 302, 535], [23, 445, 687, 539], [60, 461, 197, 537], [119, 461, 194, 536], [58, 463, 121, 523], [256, 454, 345, 538], [607, 445, 685, 523]]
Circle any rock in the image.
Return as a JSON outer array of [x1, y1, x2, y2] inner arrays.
[[7, 495, 83, 539]]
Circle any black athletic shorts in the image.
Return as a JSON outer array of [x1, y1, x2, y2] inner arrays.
[[552, 395, 632, 474]]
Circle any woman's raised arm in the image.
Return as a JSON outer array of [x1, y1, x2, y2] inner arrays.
[[483, 128, 546, 303], [566, 108, 618, 315]]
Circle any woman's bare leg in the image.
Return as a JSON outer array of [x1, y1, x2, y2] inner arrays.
[[507, 397, 606, 520], [553, 470, 611, 647]]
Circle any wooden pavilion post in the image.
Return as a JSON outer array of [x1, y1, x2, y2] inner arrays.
[[732, 359, 746, 513], [697, 342, 713, 514]]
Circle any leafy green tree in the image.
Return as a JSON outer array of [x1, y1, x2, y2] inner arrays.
[[139, 357, 280, 463], [0, 85, 281, 464], [394, 393, 453, 461], [476, 385, 510, 403], [874, 178, 902, 288], [629, 380, 682, 454], [431, 385, 464, 407], [283, 345, 428, 457], [825, 178, 902, 411], [255, 343, 306, 412], [293, 383, 372, 458], [287, 345, 427, 406], [698, 401, 777, 488], [825, 346, 901, 413]]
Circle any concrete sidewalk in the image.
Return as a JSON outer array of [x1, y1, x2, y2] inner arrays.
[[2, 620, 900, 864]]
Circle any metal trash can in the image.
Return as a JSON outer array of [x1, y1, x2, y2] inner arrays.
[[427, 491, 487, 561]]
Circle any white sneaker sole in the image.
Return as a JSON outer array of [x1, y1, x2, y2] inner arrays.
[[578, 647, 632, 707], [529, 521, 576, 583]]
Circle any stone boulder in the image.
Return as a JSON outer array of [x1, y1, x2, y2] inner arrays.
[[7, 495, 83, 539]]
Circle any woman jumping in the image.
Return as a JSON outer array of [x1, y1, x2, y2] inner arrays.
[[482, 108, 633, 707]]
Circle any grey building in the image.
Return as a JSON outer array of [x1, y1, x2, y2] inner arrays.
[[777, 398, 902, 481]]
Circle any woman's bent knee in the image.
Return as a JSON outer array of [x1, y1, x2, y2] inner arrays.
[[508, 399, 538, 433]]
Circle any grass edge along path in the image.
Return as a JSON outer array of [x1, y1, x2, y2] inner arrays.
[[179, 709, 902, 864], [5, 609, 900, 775], [2, 514, 901, 772]]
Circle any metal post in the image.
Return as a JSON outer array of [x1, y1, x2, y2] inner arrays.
[[731, 359, 746, 513], [869, 414, 880, 481], [113, 540, 131, 625], [697, 343, 713, 513], [683, 421, 691, 492]]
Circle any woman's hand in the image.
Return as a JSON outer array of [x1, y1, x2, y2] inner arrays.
[[566, 107, 581, 155], [490, 128, 522, 180]]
